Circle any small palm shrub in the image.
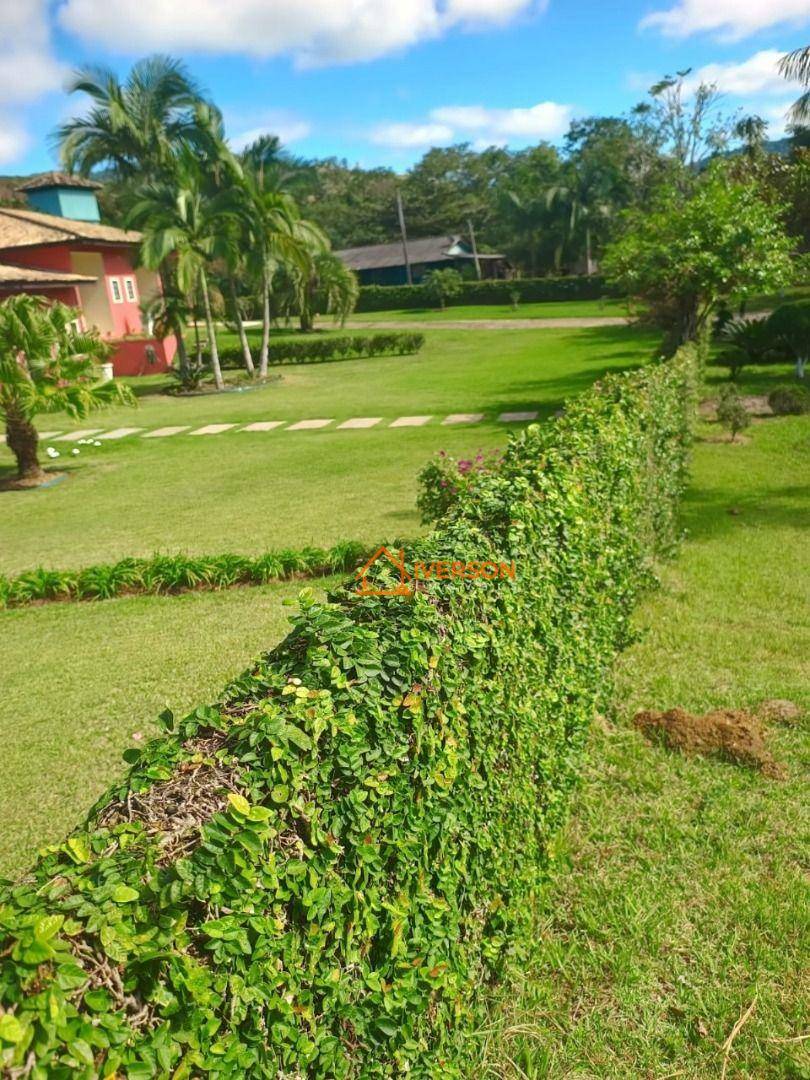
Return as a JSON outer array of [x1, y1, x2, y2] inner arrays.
[[768, 383, 810, 415], [716, 317, 776, 379]]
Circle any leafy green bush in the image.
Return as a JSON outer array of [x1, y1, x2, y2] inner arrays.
[[356, 275, 613, 312], [416, 448, 504, 523], [0, 542, 371, 609], [217, 333, 424, 370], [768, 383, 810, 415], [716, 385, 751, 441], [0, 345, 696, 1076], [423, 268, 464, 309]]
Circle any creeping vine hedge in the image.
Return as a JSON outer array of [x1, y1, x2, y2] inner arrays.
[[0, 344, 697, 1078]]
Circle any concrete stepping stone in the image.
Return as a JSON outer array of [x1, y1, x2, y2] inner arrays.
[[190, 423, 236, 436], [390, 416, 432, 427], [498, 411, 538, 422], [241, 421, 285, 431], [96, 427, 143, 440], [286, 419, 333, 431], [442, 413, 484, 425], [337, 417, 382, 429], [52, 429, 104, 442], [142, 426, 189, 438]]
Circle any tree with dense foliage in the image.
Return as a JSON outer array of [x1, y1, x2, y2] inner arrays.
[[0, 296, 131, 485], [423, 267, 464, 309], [603, 167, 794, 344], [780, 47, 810, 124], [767, 300, 810, 377]]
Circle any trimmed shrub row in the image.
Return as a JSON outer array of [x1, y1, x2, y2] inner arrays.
[[218, 332, 424, 369], [356, 274, 613, 311], [0, 344, 697, 1077], [0, 542, 373, 609]]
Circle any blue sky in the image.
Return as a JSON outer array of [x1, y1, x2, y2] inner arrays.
[[2, 0, 809, 174]]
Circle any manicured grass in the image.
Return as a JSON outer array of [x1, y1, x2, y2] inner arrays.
[[0, 576, 339, 875], [347, 298, 635, 321], [480, 410, 810, 1077], [0, 325, 657, 573]]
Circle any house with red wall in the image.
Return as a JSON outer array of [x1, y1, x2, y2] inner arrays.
[[0, 173, 176, 376]]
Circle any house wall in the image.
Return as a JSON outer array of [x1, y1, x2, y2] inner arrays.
[[70, 251, 114, 334], [356, 257, 505, 286], [25, 188, 101, 223]]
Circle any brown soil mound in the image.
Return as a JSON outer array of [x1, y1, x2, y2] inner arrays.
[[633, 707, 785, 778], [757, 699, 804, 725]]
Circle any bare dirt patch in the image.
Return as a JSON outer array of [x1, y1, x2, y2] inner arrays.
[[757, 699, 804, 725], [699, 395, 773, 420], [633, 707, 785, 778]]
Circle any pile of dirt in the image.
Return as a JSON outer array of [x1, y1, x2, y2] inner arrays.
[[633, 707, 785, 778]]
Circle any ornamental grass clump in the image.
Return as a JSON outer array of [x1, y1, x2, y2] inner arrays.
[[0, 345, 696, 1076]]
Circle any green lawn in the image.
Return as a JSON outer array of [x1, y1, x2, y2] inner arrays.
[[346, 298, 635, 321], [0, 325, 657, 573], [480, 408, 810, 1077]]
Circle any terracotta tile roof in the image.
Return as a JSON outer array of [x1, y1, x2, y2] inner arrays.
[[0, 207, 141, 251], [0, 262, 97, 287], [16, 171, 103, 192]]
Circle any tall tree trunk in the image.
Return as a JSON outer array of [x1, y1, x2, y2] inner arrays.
[[259, 261, 271, 378], [228, 278, 254, 375], [585, 226, 593, 276], [159, 264, 190, 381], [6, 412, 45, 483], [199, 268, 224, 391]]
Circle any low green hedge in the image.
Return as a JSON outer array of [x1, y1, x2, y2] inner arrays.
[[0, 344, 696, 1077], [0, 542, 372, 609], [218, 332, 424, 369], [356, 275, 613, 312]]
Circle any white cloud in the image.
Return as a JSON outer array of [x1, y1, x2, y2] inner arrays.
[[229, 110, 313, 149], [0, 119, 31, 166], [371, 100, 573, 149], [683, 50, 800, 96], [57, 0, 539, 65], [640, 0, 810, 41], [370, 122, 455, 148]]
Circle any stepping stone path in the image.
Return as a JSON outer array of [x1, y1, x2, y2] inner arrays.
[[52, 429, 104, 442], [499, 411, 538, 422], [390, 416, 432, 427], [14, 411, 544, 448], [442, 413, 485, 425], [190, 423, 236, 435], [142, 426, 190, 438], [337, 417, 382, 429], [96, 427, 143, 440], [286, 419, 333, 430]]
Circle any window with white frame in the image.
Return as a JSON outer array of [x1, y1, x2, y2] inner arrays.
[[109, 277, 123, 303], [123, 276, 137, 302]]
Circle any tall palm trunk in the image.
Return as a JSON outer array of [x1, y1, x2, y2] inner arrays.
[[585, 225, 593, 276], [159, 264, 190, 380], [5, 410, 44, 483], [259, 259, 271, 378], [228, 279, 254, 375], [199, 267, 224, 391]]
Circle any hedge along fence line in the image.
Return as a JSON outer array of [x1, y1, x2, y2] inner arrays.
[[356, 274, 616, 312], [0, 344, 697, 1078], [0, 542, 375, 610], [217, 332, 424, 370]]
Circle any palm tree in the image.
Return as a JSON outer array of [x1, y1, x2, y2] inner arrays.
[[734, 115, 768, 160], [780, 48, 810, 124], [239, 168, 324, 376], [128, 147, 237, 390], [545, 170, 611, 276], [0, 296, 132, 486], [55, 55, 206, 181]]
